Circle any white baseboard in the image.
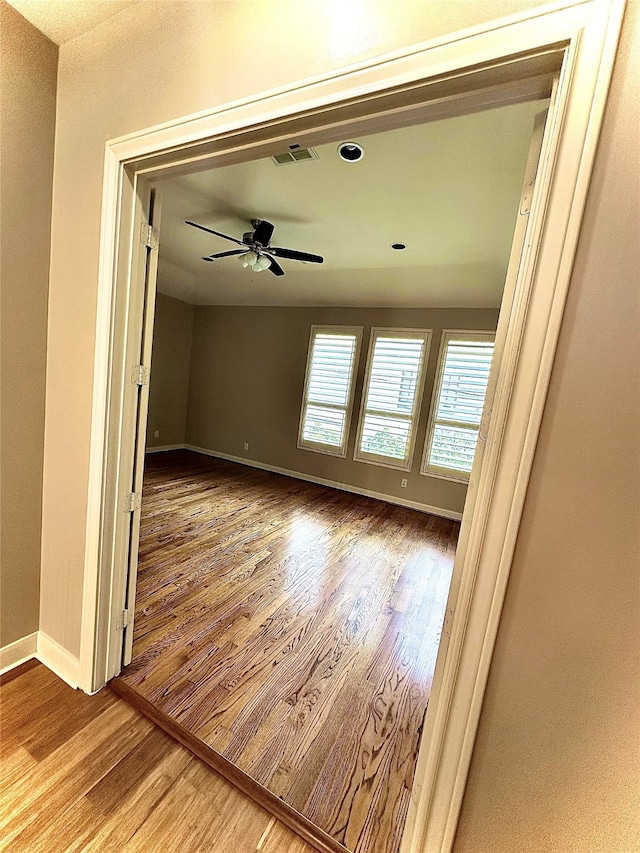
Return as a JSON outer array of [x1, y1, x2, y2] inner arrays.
[[145, 443, 185, 453], [36, 631, 80, 689], [1, 631, 81, 689], [184, 444, 462, 521], [0, 632, 38, 674]]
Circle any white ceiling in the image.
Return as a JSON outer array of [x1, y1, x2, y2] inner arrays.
[[7, 0, 136, 45], [157, 99, 544, 309]]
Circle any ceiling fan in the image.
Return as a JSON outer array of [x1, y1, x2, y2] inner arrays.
[[185, 218, 324, 277]]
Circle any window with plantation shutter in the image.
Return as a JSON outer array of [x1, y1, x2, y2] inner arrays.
[[355, 328, 431, 470], [298, 326, 362, 456], [422, 331, 495, 481]]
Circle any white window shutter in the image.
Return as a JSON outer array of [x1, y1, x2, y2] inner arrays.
[[298, 327, 361, 456], [424, 333, 495, 478], [356, 329, 431, 469]]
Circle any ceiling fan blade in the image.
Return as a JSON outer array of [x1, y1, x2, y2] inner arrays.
[[265, 255, 285, 276], [185, 220, 246, 246], [202, 249, 246, 261], [252, 219, 275, 247], [269, 246, 324, 264]]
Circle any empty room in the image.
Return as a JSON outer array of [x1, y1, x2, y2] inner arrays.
[[114, 100, 545, 853], [3, 2, 637, 853]]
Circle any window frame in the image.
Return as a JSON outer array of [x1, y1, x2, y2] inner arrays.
[[354, 327, 432, 472], [422, 329, 496, 483], [297, 324, 363, 458]]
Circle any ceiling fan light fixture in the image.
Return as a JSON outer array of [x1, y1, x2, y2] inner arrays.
[[186, 218, 322, 278]]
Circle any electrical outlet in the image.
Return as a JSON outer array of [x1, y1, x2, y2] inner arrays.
[[243, 442, 249, 451], [401, 478, 408, 488], [154, 430, 160, 438]]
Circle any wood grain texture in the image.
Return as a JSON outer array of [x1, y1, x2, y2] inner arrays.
[[119, 451, 459, 853], [0, 661, 314, 852], [110, 676, 348, 853]]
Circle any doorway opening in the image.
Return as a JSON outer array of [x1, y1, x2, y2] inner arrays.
[[112, 97, 549, 853], [84, 5, 622, 850]]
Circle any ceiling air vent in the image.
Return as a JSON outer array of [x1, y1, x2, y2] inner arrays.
[[272, 147, 319, 165]]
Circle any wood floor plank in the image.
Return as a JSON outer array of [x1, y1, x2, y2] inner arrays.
[[20, 797, 105, 853], [0, 662, 117, 762], [0, 662, 313, 853], [81, 747, 194, 852], [260, 820, 319, 853], [118, 451, 459, 853], [0, 702, 150, 846], [109, 676, 348, 853]]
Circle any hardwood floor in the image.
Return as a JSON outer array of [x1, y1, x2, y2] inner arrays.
[[0, 660, 312, 852], [118, 451, 459, 853]]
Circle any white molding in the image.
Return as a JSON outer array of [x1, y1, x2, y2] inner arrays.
[[79, 1, 625, 851], [0, 632, 38, 674], [403, 4, 626, 851], [80, 143, 122, 695], [145, 443, 185, 454], [105, 2, 592, 167], [0, 631, 82, 691], [37, 631, 80, 689], [184, 445, 463, 521]]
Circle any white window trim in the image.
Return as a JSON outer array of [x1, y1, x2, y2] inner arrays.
[[354, 327, 432, 472], [422, 330, 496, 483], [297, 324, 362, 458]]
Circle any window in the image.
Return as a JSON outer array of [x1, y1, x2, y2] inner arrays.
[[355, 328, 431, 470], [422, 331, 495, 481], [298, 326, 362, 456]]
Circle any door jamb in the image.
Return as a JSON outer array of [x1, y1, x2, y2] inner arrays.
[[79, 2, 625, 851]]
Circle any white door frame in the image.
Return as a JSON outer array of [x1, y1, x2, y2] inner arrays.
[[79, 1, 624, 850]]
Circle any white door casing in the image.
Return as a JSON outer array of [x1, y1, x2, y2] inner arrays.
[[79, 1, 625, 850], [402, 104, 550, 852]]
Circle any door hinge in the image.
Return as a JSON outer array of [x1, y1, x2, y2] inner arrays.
[[479, 409, 492, 443], [125, 491, 142, 513], [119, 609, 130, 631], [132, 364, 150, 386], [140, 222, 159, 250], [520, 179, 535, 215], [442, 607, 455, 640]]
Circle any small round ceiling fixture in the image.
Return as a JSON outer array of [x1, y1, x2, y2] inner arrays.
[[338, 141, 365, 162], [390, 242, 407, 250]]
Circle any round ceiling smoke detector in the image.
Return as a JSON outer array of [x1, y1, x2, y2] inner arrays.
[[337, 142, 365, 162]]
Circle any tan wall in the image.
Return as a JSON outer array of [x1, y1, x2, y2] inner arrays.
[[39, 1, 639, 847], [146, 293, 194, 449], [186, 306, 498, 515], [454, 4, 640, 851], [0, 3, 57, 647]]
